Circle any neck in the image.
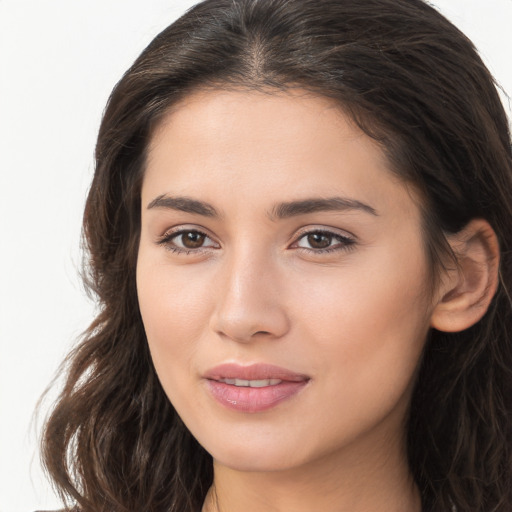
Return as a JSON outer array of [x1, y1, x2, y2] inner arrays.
[[202, 432, 421, 512]]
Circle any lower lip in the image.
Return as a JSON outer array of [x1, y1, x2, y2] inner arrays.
[[205, 380, 308, 413]]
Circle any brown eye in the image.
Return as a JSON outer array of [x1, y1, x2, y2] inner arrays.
[[181, 231, 206, 248], [295, 229, 355, 253], [158, 228, 219, 254], [307, 232, 332, 249]]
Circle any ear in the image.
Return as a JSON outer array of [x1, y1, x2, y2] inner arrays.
[[430, 219, 500, 333]]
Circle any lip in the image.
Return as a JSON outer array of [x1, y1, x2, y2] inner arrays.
[[203, 363, 310, 413], [204, 363, 310, 382]]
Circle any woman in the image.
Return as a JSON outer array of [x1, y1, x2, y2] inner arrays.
[[40, 0, 512, 511]]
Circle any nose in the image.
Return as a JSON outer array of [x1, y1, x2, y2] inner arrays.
[[209, 248, 290, 343]]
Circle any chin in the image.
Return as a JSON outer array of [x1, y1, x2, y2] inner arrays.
[[196, 430, 307, 473]]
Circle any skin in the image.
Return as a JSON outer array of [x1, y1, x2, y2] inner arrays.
[[136, 88, 437, 512]]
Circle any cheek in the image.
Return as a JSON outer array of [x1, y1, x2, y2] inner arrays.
[[136, 259, 213, 384], [292, 245, 431, 385]]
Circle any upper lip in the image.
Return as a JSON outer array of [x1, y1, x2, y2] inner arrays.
[[204, 363, 310, 382]]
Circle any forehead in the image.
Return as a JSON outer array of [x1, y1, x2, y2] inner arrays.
[[148, 88, 365, 162], [143, 88, 418, 221]]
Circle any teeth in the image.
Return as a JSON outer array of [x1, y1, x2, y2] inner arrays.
[[219, 378, 282, 387]]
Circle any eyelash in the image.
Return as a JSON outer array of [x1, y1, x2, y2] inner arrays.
[[157, 227, 356, 255], [292, 229, 356, 254], [157, 228, 216, 255]]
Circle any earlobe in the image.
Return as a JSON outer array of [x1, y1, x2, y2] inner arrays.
[[430, 219, 500, 333]]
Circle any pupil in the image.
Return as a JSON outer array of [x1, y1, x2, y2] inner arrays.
[[308, 233, 331, 249], [183, 231, 205, 248]]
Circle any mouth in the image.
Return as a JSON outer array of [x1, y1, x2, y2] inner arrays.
[[215, 378, 283, 387], [203, 363, 310, 413]]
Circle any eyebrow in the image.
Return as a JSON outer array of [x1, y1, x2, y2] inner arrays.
[[146, 194, 378, 218], [147, 195, 219, 217], [269, 197, 378, 219]]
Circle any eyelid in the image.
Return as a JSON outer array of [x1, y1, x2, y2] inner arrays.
[[156, 225, 220, 252], [158, 223, 216, 238], [291, 225, 357, 242], [289, 225, 357, 252]]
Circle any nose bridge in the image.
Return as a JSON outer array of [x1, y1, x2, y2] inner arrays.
[[211, 241, 289, 342]]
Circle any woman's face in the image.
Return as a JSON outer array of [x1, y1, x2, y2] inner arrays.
[[137, 89, 435, 473]]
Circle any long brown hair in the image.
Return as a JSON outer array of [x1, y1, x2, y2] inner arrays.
[[41, 1, 512, 511]]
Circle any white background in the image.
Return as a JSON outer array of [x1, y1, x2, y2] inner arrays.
[[1, 1, 511, 511]]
